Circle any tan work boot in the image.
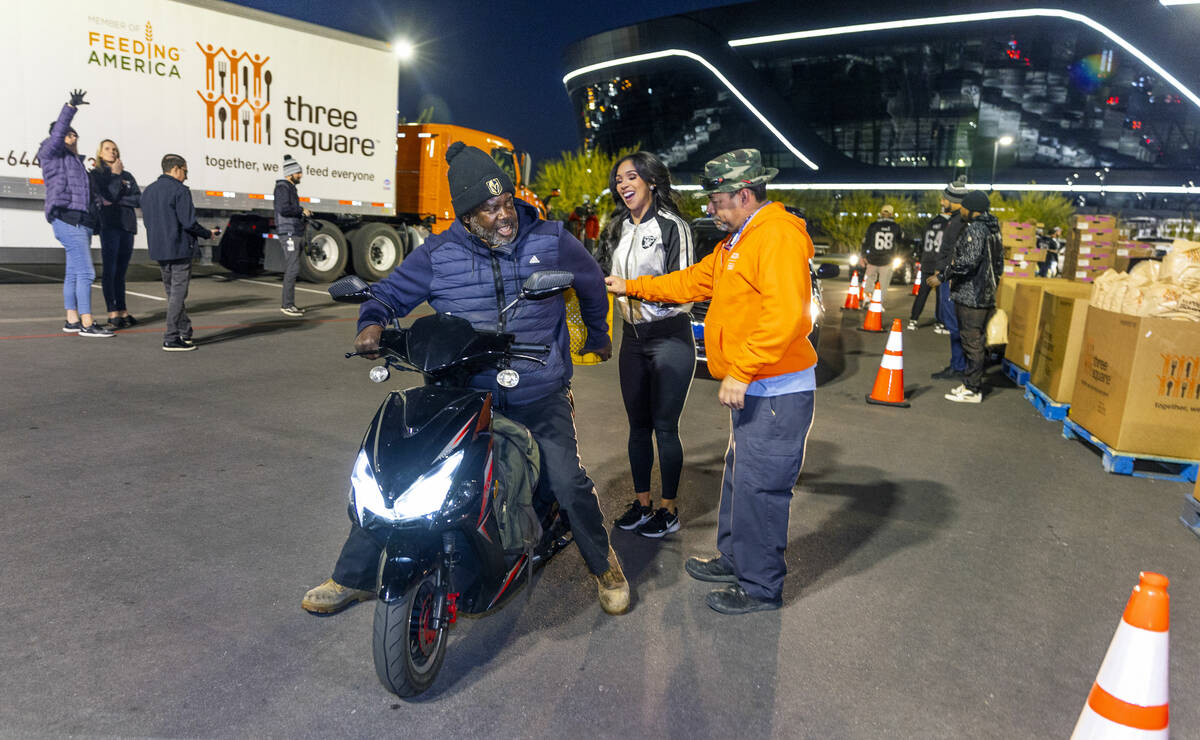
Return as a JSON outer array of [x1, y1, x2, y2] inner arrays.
[[594, 546, 630, 615], [301, 578, 374, 615]]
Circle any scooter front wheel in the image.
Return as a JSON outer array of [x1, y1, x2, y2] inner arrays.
[[372, 571, 447, 697]]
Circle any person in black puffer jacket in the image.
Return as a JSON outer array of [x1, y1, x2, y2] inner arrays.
[[302, 143, 630, 618], [89, 139, 141, 329]]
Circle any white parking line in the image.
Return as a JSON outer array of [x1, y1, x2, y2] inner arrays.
[[234, 278, 330, 296], [0, 266, 165, 301]]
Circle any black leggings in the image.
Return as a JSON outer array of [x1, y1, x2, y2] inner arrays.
[[619, 314, 695, 500]]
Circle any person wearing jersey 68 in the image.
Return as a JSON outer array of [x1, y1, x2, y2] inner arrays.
[[859, 205, 905, 293]]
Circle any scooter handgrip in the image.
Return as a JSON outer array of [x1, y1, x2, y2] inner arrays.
[[510, 343, 549, 354]]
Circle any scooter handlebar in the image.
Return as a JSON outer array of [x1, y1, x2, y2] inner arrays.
[[509, 343, 549, 355]]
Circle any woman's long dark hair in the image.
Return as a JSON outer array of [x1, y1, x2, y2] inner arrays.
[[595, 151, 682, 272]]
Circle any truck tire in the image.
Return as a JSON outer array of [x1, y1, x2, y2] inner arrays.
[[350, 223, 404, 281], [300, 220, 348, 282]]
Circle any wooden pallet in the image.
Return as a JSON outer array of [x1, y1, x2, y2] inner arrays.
[[1061, 417, 1199, 483], [1023, 382, 1069, 421], [1002, 359, 1030, 387]]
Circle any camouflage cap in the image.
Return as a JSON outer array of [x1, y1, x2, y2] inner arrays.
[[699, 149, 779, 193]]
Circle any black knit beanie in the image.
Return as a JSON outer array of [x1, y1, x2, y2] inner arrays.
[[962, 190, 990, 214], [446, 141, 514, 216]]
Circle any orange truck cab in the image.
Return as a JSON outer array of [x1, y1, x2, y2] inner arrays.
[[395, 123, 546, 234]]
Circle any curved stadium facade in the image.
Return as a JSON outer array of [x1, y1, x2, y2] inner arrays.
[[563, 0, 1200, 208]]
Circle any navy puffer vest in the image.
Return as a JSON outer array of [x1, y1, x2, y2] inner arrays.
[[424, 201, 572, 408]]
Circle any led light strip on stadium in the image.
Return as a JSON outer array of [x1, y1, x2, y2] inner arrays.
[[563, 7, 1200, 190], [564, 48, 820, 171]]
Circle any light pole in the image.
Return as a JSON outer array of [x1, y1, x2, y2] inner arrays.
[[991, 135, 1013, 188]]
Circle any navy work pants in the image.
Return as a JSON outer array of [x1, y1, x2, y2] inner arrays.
[[714, 390, 814, 602], [938, 283, 966, 372]]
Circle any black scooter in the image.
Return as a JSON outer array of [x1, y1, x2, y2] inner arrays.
[[328, 271, 576, 698]]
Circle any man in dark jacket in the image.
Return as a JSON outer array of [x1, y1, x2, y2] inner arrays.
[[302, 142, 630, 616], [860, 204, 904, 293], [140, 154, 218, 352], [940, 190, 996, 403], [38, 90, 112, 337], [273, 154, 310, 316]]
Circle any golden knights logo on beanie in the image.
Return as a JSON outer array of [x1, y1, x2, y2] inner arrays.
[[445, 141, 514, 216]]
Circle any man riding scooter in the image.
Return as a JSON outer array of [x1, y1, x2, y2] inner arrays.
[[302, 142, 630, 616]]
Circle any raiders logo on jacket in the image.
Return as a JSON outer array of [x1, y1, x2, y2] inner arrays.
[[609, 208, 694, 324]]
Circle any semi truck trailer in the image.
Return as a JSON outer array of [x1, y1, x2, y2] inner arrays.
[[2, 0, 545, 281]]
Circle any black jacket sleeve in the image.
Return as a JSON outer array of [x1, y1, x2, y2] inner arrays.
[[118, 173, 141, 208]]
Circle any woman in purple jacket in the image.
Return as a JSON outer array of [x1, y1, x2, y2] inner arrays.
[[38, 90, 112, 337], [90, 139, 141, 329]]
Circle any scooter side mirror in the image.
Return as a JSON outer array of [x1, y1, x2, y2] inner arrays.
[[816, 263, 840, 279], [520, 270, 574, 301], [329, 275, 372, 303]]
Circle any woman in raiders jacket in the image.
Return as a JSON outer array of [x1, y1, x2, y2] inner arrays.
[[599, 152, 695, 539]]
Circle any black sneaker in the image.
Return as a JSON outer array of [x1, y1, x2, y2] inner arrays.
[[637, 508, 680, 538], [705, 584, 782, 615], [78, 324, 115, 338], [180, 336, 195, 346], [613, 501, 652, 530], [930, 366, 959, 380], [123, 315, 139, 327], [109, 317, 127, 330], [62, 321, 82, 333], [685, 555, 738, 583], [162, 338, 197, 352]]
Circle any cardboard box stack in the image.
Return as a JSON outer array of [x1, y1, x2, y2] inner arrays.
[[1113, 240, 1158, 273], [1001, 221, 1041, 277], [1069, 307, 1200, 460], [1029, 290, 1091, 403], [1004, 279, 1092, 370], [1063, 215, 1117, 283], [1064, 239, 1200, 458]]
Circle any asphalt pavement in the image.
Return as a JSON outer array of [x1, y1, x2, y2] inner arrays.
[[1, 265, 1197, 739]]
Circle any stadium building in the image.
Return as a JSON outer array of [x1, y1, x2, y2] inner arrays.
[[563, 0, 1200, 208]]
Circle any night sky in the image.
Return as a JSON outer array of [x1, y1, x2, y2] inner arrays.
[[226, 0, 734, 166]]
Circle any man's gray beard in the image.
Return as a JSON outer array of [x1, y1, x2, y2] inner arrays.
[[467, 218, 516, 247]]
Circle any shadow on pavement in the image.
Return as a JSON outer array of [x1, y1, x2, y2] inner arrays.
[[196, 317, 322, 345]]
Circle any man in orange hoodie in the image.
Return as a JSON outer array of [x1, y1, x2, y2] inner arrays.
[[605, 149, 816, 614]]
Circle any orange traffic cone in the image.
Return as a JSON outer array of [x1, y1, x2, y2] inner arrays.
[[912, 262, 922, 296], [843, 270, 861, 310], [857, 281, 885, 332], [865, 318, 909, 406], [1071, 572, 1169, 739]]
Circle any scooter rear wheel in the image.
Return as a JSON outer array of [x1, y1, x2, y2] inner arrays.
[[372, 572, 447, 697]]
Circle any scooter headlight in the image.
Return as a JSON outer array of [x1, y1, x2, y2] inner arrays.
[[892, 257, 903, 269], [848, 253, 859, 267], [351, 449, 465, 523]]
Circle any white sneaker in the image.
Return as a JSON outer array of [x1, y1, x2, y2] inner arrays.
[[944, 385, 982, 403], [906, 319, 918, 331], [932, 324, 950, 335]]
